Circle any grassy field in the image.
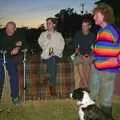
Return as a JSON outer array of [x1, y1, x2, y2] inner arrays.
[[0, 97, 120, 120]]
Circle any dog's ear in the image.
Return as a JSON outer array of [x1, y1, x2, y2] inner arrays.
[[81, 88, 90, 93]]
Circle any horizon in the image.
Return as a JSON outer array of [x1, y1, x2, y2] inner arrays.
[[0, 0, 97, 28]]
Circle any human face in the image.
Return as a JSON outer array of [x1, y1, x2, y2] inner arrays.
[[93, 11, 104, 26], [82, 22, 91, 34], [46, 20, 55, 31], [5, 23, 16, 36]]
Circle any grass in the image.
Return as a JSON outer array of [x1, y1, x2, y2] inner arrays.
[[0, 98, 120, 120]]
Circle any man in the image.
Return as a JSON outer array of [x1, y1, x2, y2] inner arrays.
[[73, 19, 96, 89], [38, 18, 65, 96], [0, 21, 25, 105], [90, 3, 120, 117]]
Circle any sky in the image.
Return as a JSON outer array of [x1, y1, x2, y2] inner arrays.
[[0, 0, 97, 28]]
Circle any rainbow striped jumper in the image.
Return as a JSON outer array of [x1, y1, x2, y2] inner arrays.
[[92, 24, 120, 72]]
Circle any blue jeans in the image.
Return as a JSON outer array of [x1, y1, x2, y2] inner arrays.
[[90, 65, 116, 107], [43, 56, 60, 86], [0, 58, 19, 99]]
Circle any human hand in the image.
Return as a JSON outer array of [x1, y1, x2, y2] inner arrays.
[[75, 48, 79, 54], [11, 47, 20, 55], [49, 47, 54, 56], [47, 33, 51, 39], [16, 41, 22, 47]]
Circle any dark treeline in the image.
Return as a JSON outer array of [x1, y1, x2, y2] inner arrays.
[[0, 8, 97, 59], [0, 4, 120, 59]]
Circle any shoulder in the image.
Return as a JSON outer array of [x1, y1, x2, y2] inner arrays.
[[54, 31, 64, 38], [109, 25, 119, 40], [40, 31, 47, 36], [98, 24, 119, 42], [54, 31, 62, 35], [106, 24, 119, 39]]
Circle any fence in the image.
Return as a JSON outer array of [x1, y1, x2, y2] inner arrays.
[[18, 54, 120, 100], [18, 55, 74, 100]]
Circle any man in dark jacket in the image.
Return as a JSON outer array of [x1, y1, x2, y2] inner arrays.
[[0, 21, 26, 105]]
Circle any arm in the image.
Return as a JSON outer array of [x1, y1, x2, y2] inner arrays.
[[11, 32, 29, 55], [93, 30, 120, 57], [54, 33, 65, 57], [38, 32, 48, 50]]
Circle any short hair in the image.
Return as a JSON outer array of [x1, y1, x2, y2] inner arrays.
[[82, 19, 92, 25], [6, 21, 16, 28], [46, 17, 57, 24], [93, 3, 114, 24]]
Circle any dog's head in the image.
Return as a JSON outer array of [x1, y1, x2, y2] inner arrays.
[[70, 88, 94, 107]]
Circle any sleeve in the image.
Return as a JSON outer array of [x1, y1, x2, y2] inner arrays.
[[54, 33, 65, 57], [38, 32, 46, 50], [94, 31, 120, 57]]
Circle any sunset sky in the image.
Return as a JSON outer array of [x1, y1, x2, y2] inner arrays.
[[0, 0, 97, 28]]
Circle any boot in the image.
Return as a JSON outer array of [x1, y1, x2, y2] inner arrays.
[[100, 105, 112, 117], [48, 85, 57, 96], [48, 85, 52, 96], [52, 86, 57, 96]]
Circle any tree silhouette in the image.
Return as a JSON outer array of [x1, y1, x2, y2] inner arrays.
[[0, 7, 97, 58]]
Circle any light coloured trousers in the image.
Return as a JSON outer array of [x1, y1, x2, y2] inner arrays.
[[74, 62, 91, 89], [90, 65, 116, 107]]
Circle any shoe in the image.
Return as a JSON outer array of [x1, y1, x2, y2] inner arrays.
[[100, 105, 112, 117], [48, 85, 52, 96], [52, 86, 57, 96], [12, 97, 21, 105], [48, 85, 57, 96]]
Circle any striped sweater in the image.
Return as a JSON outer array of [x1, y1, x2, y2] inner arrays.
[[92, 24, 120, 72]]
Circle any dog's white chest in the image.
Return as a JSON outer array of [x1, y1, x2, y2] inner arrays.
[[78, 108, 85, 120]]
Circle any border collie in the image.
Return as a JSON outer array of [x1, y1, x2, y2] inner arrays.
[[70, 88, 114, 120]]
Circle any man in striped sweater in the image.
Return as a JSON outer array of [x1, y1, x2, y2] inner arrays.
[[90, 3, 120, 117]]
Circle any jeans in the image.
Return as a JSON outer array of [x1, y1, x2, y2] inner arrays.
[[0, 58, 19, 99], [43, 56, 60, 86], [90, 65, 116, 107]]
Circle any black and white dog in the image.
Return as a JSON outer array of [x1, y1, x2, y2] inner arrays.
[[70, 88, 114, 120]]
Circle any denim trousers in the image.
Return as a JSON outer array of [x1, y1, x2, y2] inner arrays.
[[90, 65, 116, 107], [43, 56, 59, 86], [0, 58, 19, 99]]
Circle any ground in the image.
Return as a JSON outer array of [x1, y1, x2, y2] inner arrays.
[[0, 97, 120, 120]]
